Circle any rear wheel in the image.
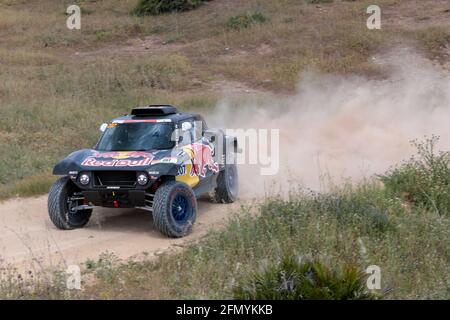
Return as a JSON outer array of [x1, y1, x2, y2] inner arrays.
[[152, 181, 197, 238], [48, 176, 92, 230], [212, 164, 238, 203]]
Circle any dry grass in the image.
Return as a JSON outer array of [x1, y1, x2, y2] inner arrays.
[[0, 0, 448, 300], [0, 0, 449, 195]]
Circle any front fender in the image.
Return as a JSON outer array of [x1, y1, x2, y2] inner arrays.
[[145, 163, 180, 177], [53, 149, 93, 175]]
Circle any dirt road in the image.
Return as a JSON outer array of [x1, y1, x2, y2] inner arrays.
[[0, 195, 240, 270]]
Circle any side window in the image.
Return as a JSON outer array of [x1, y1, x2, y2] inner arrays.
[[193, 121, 203, 142]]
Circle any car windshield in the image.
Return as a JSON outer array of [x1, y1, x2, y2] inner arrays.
[[96, 122, 175, 151]]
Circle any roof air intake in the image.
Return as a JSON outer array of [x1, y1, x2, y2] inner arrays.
[[131, 105, 178, 117]]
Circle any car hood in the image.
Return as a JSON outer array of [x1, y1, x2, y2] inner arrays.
[[53, 149, 179, 174]]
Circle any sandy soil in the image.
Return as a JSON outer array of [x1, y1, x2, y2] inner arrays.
[[0, 195, 240, 270]]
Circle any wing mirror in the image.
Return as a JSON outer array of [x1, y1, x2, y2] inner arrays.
[[99, 123, 108, 132]]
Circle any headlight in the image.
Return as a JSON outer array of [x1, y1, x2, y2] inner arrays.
[[137, 174, 148, 186], [79, 174, 90, 185]]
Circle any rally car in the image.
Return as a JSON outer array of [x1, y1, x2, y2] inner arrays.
[[48, 105, 238, 237]]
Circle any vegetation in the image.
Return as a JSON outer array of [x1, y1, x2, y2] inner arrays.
[[233, 255, 376, 300], [0, 0, 448, 197], [227, 11, 267, 30], [305, 0, 334, 4], [0, 0, 449, 300], [0, 173, 55, 200], [133, 0, 210, 16], [414, 26, 450, 56], [380, 136, 450, 216]]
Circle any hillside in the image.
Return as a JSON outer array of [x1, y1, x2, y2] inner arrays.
[[0, 0, 449, 197], [0, 0, 449, 300]]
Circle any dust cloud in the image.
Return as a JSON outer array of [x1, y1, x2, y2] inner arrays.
[[206, 49, 450, 197]]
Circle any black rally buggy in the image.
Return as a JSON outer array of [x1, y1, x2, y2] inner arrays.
[[48, 105, 238, 237]]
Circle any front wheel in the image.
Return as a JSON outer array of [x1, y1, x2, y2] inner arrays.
[[48, 176, 92, 230], [152, 181, 197, 238]]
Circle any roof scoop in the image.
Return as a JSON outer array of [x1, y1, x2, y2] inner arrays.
[[131, 105, 178, 117]]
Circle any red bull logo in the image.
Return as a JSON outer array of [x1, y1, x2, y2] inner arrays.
[[185, 143, 219, 177], [82, 151, 154, 167]]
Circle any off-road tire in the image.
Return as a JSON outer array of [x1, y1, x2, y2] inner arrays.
[[212, 164, 238, 203], [152, 181, 197, 238], [48, 176, 92, 230]]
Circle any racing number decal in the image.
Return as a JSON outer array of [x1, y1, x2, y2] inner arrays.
[[176, 163, 199, 187]]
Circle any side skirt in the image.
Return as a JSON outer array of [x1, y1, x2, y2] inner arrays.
[[192, 173, 218, 198]]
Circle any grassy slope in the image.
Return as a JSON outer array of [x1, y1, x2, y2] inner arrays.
[[0, 0, 449, 198], [3, 178, 449, 299], [0, 0, 449, 299], [85, 188, 449, 299]]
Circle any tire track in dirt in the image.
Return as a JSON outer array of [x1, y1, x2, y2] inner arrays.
[[0, 195, 241, 270]]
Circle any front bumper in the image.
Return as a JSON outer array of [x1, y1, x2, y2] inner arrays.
[[83, 190, 146, 208]]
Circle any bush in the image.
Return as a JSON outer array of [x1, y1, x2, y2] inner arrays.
[[380, 136, 450, 216], [309, 187, 395, 234], [133, 0, 210, 16], [233, 255, 376, 300], [85, 252, 122, 285], [227, 11, 267, 30], [262, 184, 395, 236]]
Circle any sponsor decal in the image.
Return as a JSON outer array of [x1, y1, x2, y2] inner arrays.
[[106, 123, 118, 129], [113, 119, 172, 124], [91, 151, 153, 160], [81, 157, 153, 167], [81, 151, 154, 167], [152, 157, 178, 164], [184, 143, 220, 177], [178, 165, 187, 175]]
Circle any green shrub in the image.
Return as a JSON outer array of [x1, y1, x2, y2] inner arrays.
[[309, 188, 394, 234], [380, 136, 450, 216], [233, 255, 376, 300], [262, 184, 395, 236], [227, 11, 267, 30], [85, 252, 122, 285], [133, 0, 210, 16]]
